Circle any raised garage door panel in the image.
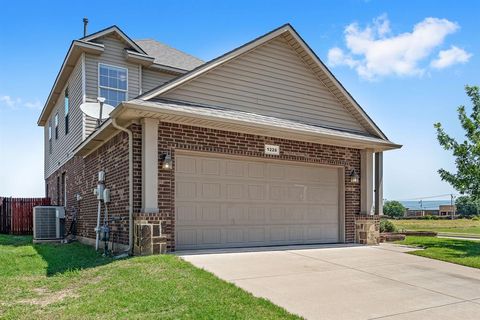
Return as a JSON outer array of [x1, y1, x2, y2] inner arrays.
[[175, 154, 341, 250]]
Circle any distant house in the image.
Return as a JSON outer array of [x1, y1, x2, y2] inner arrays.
[[439, 205, 456, 216], [37, 24, 400, 253], [405, 205, 456, 217]]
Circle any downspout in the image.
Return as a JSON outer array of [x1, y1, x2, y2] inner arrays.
[[111, 118, 133, 255]]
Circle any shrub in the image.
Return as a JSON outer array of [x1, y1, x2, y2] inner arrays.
[[380, 220, 397, 233], [472, 215, 480, 221], [423, 215, 439, 220]]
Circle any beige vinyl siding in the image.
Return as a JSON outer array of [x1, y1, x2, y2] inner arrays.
[[142, 68, 176, 93], [162, 36, 367, 134], [83, 35, 141, 137], [82, 114, 97, 140], [45, 57, 83, 178]]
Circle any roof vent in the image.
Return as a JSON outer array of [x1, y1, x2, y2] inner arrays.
[[83, 17, 89, 37]]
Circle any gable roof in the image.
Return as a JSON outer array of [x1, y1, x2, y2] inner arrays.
[[136, 39, 204, 71], [80, 25, 146, 54], [139, 24, 388, 140], [38, 25, 204, 126]]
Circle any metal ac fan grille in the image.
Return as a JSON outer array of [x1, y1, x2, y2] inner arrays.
[[34, 207, 57, 239]]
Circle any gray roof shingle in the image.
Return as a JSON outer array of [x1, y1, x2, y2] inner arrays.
[[135, 39, 204, 71], [127, 99, 398, 147]]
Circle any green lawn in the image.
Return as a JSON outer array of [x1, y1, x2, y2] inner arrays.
[[390, 219, 480, 235], [0, 234, 300, 320], [397, 236, 480, 269]]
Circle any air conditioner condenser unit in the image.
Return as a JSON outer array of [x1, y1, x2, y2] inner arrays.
[[33, 206, 65, 242]]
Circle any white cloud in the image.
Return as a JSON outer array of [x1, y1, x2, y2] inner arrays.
[[0, 95, 21, 108], [430, 46, 472, 69], [328, 15, 470, 80], [0, 95, 42, 110]]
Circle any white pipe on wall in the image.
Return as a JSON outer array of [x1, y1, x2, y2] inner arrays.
[[111, 118, 134, 255], [95, 200, 101, 250]]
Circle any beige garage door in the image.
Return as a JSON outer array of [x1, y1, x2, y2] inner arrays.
[[175, 153, 342, 250]]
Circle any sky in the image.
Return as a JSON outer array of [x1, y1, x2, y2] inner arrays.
[[0, 0, 479, 200]]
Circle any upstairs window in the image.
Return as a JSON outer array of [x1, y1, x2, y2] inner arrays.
[[48, 120, 52, 154], [98, 63, 127, 107], [64, 88, 69, 135], [54, 113, 59, 139]]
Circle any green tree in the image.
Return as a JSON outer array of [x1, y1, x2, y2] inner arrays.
[[383, 200, 406, 218], [455, 195, 480, 216], [435, 85, 480, 198]]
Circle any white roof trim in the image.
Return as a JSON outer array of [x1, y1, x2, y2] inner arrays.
[[147, 63, 189, 74], [81, 25, 146, 54], [125, 49, 155, 66]]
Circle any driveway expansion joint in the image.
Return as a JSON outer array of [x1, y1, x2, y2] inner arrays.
[[285, 249, 468, 303], [367, 300, 470, 320]]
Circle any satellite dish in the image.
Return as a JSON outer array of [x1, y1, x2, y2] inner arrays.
[[80, 102, 114, 120]]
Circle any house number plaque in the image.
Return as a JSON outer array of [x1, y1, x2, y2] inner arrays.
[[264, 144, 280, 155]]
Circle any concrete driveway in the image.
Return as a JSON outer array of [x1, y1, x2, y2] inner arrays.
[[179, 244, 480, 320]]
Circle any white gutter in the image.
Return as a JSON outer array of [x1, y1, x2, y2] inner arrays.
[[111, 118, 134, 255]]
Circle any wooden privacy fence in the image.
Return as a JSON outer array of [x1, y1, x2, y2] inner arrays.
[[0, 197, 51, 235]]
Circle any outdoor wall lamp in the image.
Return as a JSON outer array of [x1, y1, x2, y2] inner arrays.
[[349, 169, 359, 184], [161, 152, 173, 170]]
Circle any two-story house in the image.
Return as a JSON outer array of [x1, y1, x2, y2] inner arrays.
[[37, 24, 400, 254]]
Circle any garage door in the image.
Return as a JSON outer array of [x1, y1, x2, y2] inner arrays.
[[175, 153, 342, 250]]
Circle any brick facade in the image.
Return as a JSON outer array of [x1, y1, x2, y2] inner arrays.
[[46, 121, 362, 252], [46, 127, 142, 245]]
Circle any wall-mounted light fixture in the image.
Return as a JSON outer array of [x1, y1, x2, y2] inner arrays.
[[161, 152, 173, 170], [349, 168, 359, 184]]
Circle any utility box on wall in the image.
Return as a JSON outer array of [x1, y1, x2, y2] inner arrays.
[[134, 219, 167, 255]]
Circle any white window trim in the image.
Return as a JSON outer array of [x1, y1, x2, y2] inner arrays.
[[97, 63, 129, 104]]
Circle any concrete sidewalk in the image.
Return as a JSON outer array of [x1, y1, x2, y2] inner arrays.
[[179, 243, 480, 320]]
